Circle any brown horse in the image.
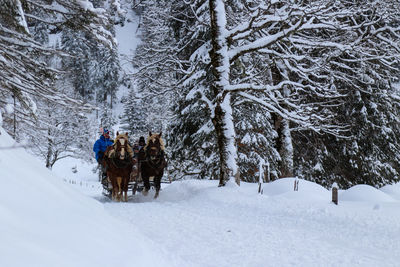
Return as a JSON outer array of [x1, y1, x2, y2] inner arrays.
[[103, 132, 134, 202], [140, 132, 167, 198]]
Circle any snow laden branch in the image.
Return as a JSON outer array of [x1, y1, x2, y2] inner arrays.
[[26, 0, 116, 48], [0, 0, 115, 121], [237, 92, 348, 137], [226, 2, 342, 63]]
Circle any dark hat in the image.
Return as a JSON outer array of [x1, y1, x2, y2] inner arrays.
[[139, 136, 145, 143]]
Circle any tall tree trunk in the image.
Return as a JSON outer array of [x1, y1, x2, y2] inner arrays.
[[209, 0, 240, 186], [279, 117, 293, 177], [45, 126, 53, 169], [13, 94, 16, 139], [274, 115, 293, 178], [270, 61, 294, 178]]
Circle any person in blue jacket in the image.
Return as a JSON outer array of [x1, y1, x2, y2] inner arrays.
[[93, 128, 114, 183]]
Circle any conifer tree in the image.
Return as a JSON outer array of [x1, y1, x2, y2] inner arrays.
[[293, 1, 400, 188], [0, 0, 116, 167], [121, 87, 149, 139], [130, 0, 400, 189]]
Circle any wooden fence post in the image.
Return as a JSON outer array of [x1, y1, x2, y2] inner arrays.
[[258, 159, 264, 194], [294, 177, 299, 191], [332, 182, 338, 205]]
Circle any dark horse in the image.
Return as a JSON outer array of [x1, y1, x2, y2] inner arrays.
[[140, 132, 167, 198], [103, 132, 134, 202]]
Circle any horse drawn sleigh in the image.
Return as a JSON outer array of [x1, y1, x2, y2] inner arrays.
[[100, 132, 167, 201]]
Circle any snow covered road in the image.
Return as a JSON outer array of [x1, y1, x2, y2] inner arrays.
[[101, 180, 400, 267]]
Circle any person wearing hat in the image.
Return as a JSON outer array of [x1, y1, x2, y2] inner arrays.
[[93, 128, 114, 183], [133, 136, 146, 160], [132, 136, 146, 183]]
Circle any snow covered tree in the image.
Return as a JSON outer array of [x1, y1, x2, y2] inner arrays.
[[0, 0, 118, 168], [133, 0, 340, 185], [206, 0, 360, 185], [61, 29, 94, 99], [292, 1, 400, 188], [137, 0, 220, 180], [29, 97, 94, 168], [0, 0, 115, 133], [123, 0, 176, 140], [60, 3, 120, 108], [0, 0, 56, 138], [98, 102, 118, 131], [234, 98, 280, 182], [95, 43, 120, 108], [131, 0, 400, 189], [120, 87, 149, 139]]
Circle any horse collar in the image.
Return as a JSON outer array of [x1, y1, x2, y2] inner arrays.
[[111, 157, 131, 169], [147, 156, 163, 169]]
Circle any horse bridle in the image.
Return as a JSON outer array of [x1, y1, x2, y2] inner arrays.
[[109, 138, 131, 168], [142, 136, 164, 171], [115, 139, 129, 160], [145, 146, 164, 169]]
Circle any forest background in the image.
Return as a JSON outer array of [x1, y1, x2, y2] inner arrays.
[[2, 0, 400, 190]]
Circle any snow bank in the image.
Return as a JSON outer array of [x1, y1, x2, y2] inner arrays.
[[380, 183, 400, 200], [0, 128, 173, 267], [340, 184, 396, 202], [262, 177, 330, 201]]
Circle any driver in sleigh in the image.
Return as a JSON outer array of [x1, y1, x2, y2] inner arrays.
[[93, 128, 114, 185]]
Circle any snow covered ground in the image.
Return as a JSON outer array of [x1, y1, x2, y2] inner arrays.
[[0, 128, 175, 267], [2, 6, 400, 267], [2, 127, 399, 267], [95, 180, 400, 267]]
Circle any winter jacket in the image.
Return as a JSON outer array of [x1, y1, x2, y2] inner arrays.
[[93, 135, 114, 162]]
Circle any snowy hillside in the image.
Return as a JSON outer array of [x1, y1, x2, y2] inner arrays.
[[0, 128, 175, 267]]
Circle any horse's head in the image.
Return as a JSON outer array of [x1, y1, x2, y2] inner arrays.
[[145, 131, 165, 160], [114, 132, 129, 160]]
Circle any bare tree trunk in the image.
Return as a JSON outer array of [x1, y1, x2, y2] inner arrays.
[[209, 0, 240, 186], [274, 114, 293, 178], [270, 61, 293, 178], [49, 151, 59, 169], [45, 126, 53, 169], [13, 94, 16, 139], [212, 104, 229, 186], [279, 117, 293, 177]]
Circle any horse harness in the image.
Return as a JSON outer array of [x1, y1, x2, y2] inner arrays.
[[140, 151, 165, 175], [147, 155, 164, 168], [109, 139, 132, 169], [111, 156, 131, 169]]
